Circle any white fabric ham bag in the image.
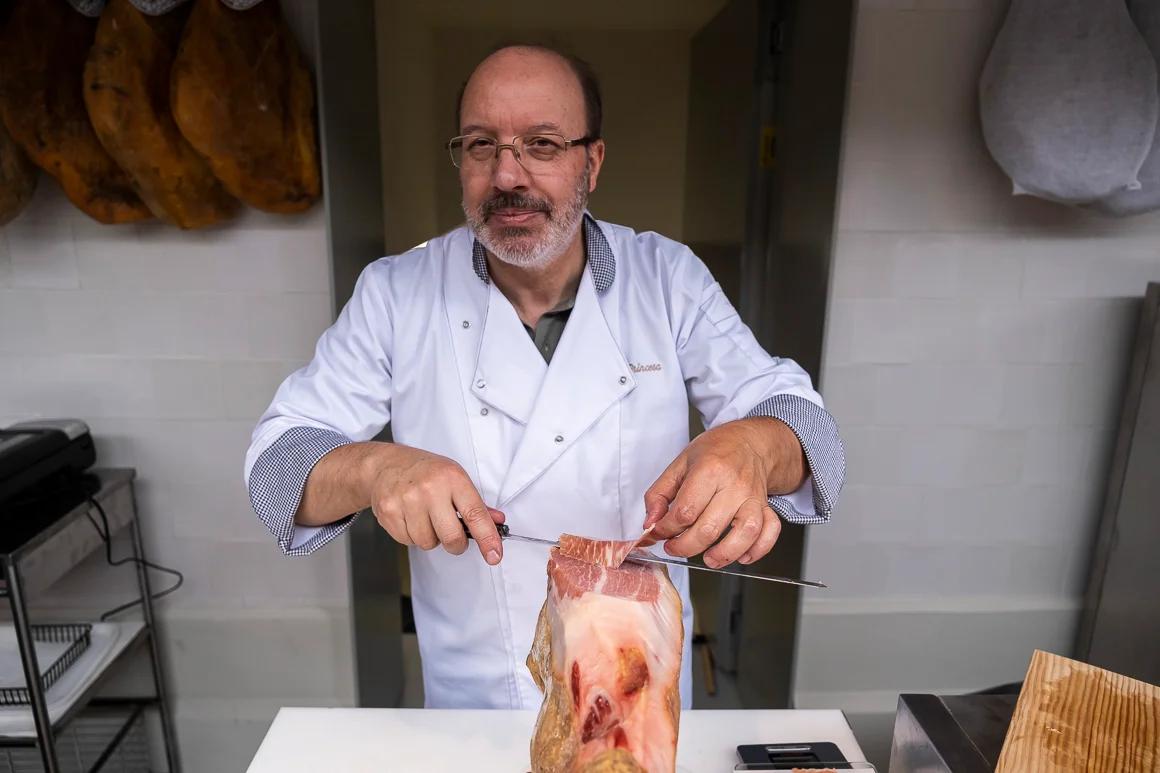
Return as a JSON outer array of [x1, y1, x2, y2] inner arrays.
[[1093, 0, 1160, 216], [979, 0, 1159, 204]]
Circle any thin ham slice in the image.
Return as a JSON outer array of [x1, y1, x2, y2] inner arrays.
[[527, 538, 683, 773], [557, 526, 656, 569]]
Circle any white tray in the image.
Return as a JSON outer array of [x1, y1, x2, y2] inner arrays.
[[0, 626, 79, 689], [0, 621, 144, 738]]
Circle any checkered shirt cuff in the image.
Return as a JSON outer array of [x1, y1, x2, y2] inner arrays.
[[248, 426, 359, 555], [747, 394, 844, 524]]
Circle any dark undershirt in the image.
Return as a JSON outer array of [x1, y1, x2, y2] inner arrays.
[[522, 295, 575, 363]]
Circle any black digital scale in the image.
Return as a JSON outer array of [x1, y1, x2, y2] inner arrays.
[[735, 741, 856, 770]]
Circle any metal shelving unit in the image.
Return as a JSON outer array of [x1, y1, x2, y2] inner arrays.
[[0, 469, 180, 773]]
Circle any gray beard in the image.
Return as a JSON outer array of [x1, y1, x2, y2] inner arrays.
[[464, 168, 590, 270]]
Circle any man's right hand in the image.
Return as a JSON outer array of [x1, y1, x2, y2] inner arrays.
[[295, 442, 504, 565], [366, 445, 505, 565]]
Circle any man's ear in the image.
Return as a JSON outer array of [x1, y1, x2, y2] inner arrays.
[[586, 140, 606, 192]]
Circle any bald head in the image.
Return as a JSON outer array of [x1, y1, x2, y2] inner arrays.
[[456, 44, 602, 139]]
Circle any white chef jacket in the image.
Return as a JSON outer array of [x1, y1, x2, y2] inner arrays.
[[244, 214, 844, 711]]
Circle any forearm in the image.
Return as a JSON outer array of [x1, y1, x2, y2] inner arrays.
[[733, 416, 808, 495], [296, 441, 392, 527]]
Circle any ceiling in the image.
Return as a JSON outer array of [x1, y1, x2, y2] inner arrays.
[[403, 0, 732, 32]]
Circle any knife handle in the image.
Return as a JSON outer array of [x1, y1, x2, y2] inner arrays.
[[459, 518, 510, 539]]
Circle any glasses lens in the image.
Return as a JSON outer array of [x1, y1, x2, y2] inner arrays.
[[449, 136, 496, 168], [522, 135, 567, 164], [465, 136, 497, 163]]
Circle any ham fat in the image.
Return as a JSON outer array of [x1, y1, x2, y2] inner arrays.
[[527, 535, 682, 772]]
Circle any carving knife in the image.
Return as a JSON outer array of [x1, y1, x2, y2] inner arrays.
[[463, 522, 827, 589]]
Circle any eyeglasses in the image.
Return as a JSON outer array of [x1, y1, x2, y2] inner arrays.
[[447, 133, 597, 171]]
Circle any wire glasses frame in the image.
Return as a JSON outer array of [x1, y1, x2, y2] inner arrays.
[[446, 133, 598, 170]]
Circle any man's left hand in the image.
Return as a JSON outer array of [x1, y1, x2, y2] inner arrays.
[[642, 417, 807, 567]]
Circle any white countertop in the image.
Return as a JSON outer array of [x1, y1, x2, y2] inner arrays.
[[246, 707, 869, 772]]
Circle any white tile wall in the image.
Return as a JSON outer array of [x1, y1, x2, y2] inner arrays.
[[6, 222, 80, 289], [872, 363, 1004, 425], [843, 299, 919, 364], [162, 610, 355, 702], [0, 92, 349, 771], [0, 229, 12, 286], [839, 425, 909, 486], [997, 363, 1076, 426], [795, 602, 1080, 697], [896, 426, 1024, 487], [816, 484, 927, 544], [0, 14, 330, 770], [798, 0, 1160, 723]]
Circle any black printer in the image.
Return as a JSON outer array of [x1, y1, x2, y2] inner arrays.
[[0, 419, 96, 507]]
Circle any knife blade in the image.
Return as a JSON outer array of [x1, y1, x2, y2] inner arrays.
[[462, 521, 826, 589], [617, 550, 827, 589]]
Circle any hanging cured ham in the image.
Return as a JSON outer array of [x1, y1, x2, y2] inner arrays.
[[0, 0, 151, 224], [0, 118, 36, 226], [0, 0, 36, 226], [527, 535, 682, 773], [979, 0, 1159, 204], [1093, 0, 1160, 216], [83, 0, 237, 229], [170, 0, 321, 214]]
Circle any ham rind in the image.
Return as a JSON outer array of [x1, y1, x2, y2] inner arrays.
[[558, 526, 656, 569], [527, 543, 683, 773]]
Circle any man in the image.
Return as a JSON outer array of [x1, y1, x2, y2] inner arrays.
[[245, 44, 844, 710]]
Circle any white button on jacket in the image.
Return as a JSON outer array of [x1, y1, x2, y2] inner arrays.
[[244, 216, 842, 711]]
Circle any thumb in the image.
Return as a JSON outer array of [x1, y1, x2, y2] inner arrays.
[[643, 453, 687, 528], [453, 482, 503, 566]]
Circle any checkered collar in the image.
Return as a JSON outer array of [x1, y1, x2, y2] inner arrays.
[[470, 213, 615, 294]]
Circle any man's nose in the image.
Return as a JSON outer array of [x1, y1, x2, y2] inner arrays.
[[491, 145, 529, 190]]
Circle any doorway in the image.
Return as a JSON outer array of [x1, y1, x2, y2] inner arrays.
[[362, 0, 854, 709]]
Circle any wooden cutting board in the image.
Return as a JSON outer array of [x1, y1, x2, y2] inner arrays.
[[996, 649, 1159, 772]]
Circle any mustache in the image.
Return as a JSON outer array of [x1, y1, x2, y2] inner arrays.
[[480, 192, 552, 219]]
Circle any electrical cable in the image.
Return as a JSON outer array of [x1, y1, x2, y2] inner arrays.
[[84, 496, 184, 621]]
